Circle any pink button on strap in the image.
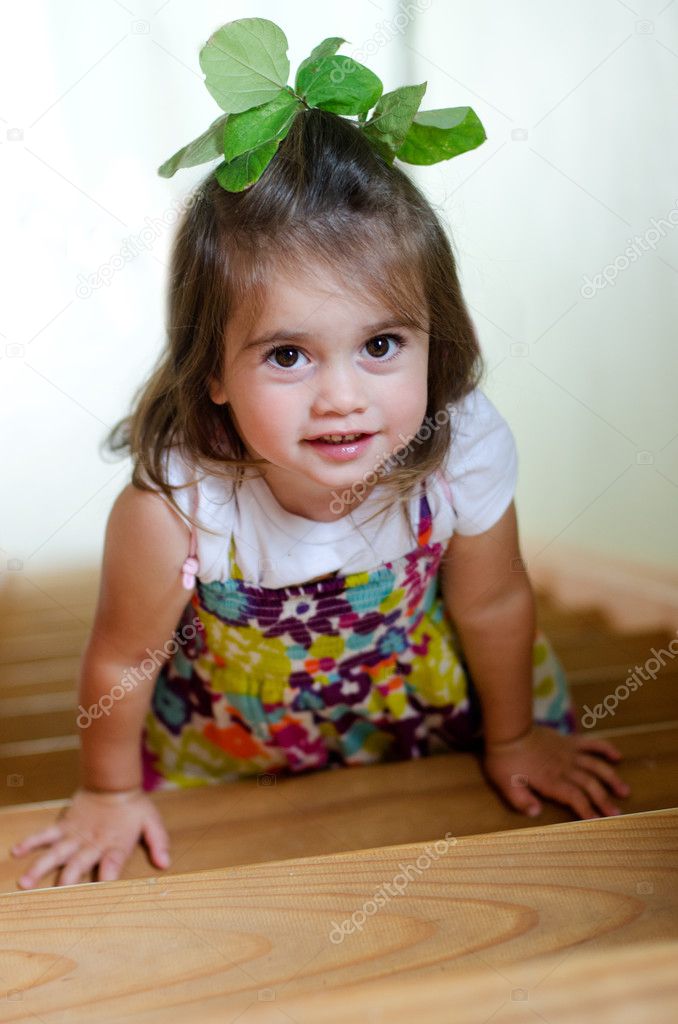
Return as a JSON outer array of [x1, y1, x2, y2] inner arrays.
[[181, 484, 200, 590], [181, 555, 199, 590]]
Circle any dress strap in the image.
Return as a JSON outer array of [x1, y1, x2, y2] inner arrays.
[[416, 478, 433, 546], [415, 471, 457, 547], [227, 533, 244, 580], [180, 484, 200, 590]]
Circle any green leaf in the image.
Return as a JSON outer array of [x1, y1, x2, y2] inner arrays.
[[396, 107, 487, 165], [223, 88, 303, 162], [294, 37, 348, 93], [361, 83, 427, 164], [308, 36, 349, 61], [199, 18, 290, 113], [214, 138, 281, 192], [158, 114, 229, 178], [296, 54, 382, 116]]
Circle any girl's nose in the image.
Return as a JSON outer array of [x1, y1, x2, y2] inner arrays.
[[310, 362, 368, 416]]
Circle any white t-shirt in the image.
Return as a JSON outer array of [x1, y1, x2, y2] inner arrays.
[[140, 387, 518, 588]]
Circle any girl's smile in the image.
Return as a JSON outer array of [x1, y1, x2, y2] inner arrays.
[[209, 265, 430, 521], [303, 431, 376, 462]]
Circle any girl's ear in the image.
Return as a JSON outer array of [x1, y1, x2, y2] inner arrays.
[[208, 378, 229, 405]]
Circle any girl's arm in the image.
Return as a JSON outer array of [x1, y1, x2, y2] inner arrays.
[[78, 482, 197, 791], [444, 495, 540, 745], [440, 501, 630, 820], [11, 484, 196, 888], [440, 500, 535, 746]]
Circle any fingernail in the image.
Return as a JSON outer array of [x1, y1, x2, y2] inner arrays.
[[527, 805, 541, 817]]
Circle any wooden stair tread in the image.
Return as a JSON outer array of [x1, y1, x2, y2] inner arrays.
[[1, 574, 676, 892], [1, 733, 676, 893], [0, 631, 90, 663], [0, 656, 81, 689], [0, 571, 99, 609], [0, 809, 676, 1022], [2, 668, 676, 748]]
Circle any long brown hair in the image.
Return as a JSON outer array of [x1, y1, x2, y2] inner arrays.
[[104, 106, 485, 543]]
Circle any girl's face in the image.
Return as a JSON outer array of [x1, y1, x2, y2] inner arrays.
[[209, 265, 429, 520]]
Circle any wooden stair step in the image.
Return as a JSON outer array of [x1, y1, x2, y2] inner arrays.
[[0, 656, 81, 690], [0, 737, 81, 805], [1, 668, 675, 747], [1, 734, 676, 894], [2, 605, 94, 636], [0, 630, 88, 664], [0, 572, 99, 611], [2, 677, 78, 701], [549, 631, 677, 672], [569, 668, 678, 731], [0, 721, 675, 815], [0, 694, 78, 743]]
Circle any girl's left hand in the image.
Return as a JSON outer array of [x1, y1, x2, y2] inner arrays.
[[481, 725, 631, 820]]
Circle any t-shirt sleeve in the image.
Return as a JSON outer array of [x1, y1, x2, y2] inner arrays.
[[440, 388, 518, 536], [134, 446, 197, 527], [132, 446, 235, 582]]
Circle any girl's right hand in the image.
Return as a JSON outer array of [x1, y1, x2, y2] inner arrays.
[[10, 786, 171, 889]]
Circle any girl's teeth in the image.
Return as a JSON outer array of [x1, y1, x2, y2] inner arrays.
[[319, 433, 361, 443]]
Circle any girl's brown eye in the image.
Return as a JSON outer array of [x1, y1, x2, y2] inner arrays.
[[267, 346, 302, 368], [365, 334, 405, 360]]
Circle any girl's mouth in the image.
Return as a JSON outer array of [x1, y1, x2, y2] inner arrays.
[[310, 432, 364, 444], [304, 433, 374, 461]]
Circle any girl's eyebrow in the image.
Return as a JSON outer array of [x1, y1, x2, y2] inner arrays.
[[240, 318, 418, 353]]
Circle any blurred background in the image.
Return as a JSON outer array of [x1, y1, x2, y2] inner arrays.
[[1, 1, 677, 818], [1, 0, 678, 614], [2, 0, 678, 607]]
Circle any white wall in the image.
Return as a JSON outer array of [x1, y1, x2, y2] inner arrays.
[[406, 0, 678, 574], [1, 0, 676, 585]]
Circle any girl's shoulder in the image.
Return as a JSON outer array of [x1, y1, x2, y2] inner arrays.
[[446, 387, 517, 455], [99, 481, 199, 656], [430, 387, 518, 537], [136, 443, 239, 579]]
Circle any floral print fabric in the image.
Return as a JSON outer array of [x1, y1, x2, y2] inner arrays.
[[141, 481, 577, 791]]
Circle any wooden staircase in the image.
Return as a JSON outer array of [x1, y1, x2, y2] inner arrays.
[[0, 567, 676, 894]]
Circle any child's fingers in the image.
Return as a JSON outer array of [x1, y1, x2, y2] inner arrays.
[[142, 816, 171, 869], [11, 825, 64, 857], [97, 846, 130, 883], [57, 845, 104, 888], [546, 779, 600, 821], [568, 769, 621, 817], [16, 837, 81, 889], [575, 752, 631, 798], [574, 735, 623, 761], [495, 777, 543, 818]]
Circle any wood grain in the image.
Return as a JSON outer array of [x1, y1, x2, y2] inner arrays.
[[2, 727, 677, 894], [0, 809, 676, 1022]]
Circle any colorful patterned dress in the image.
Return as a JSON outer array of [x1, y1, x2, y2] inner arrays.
[[140, 477, 577, 791]]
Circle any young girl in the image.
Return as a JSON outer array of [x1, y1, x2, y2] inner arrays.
[[12, 107, 630, 889]]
